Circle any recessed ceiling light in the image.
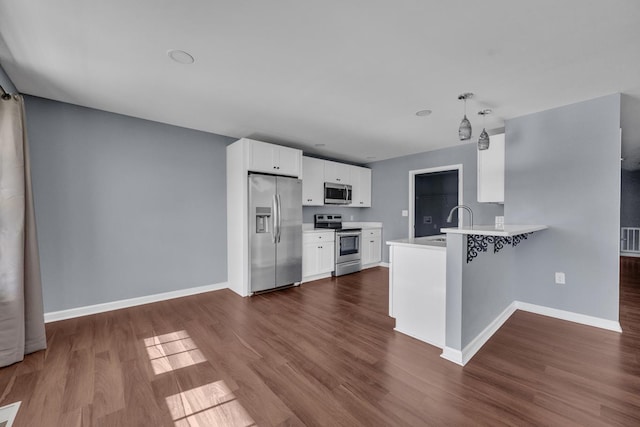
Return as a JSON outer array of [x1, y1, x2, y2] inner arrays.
[[168, 49, 195, 64], [415, 109, 432, 117], [315, 143, 326, 147]]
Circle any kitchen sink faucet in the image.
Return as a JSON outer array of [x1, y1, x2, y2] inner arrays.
[[447, 205, 473, 229]]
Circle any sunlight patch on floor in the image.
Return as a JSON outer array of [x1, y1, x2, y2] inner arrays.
[[166, 381, 255, 427], [144, 330, 206, 375]]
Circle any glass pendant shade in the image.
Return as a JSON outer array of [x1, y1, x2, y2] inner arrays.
[[478, 128, 490, 150], [458, 115, 472, 140]]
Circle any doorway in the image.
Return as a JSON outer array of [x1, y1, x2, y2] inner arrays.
[[409, 165, 463, 238]]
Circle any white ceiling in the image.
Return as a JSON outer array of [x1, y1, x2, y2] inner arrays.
[[1, 1, 640, 166]]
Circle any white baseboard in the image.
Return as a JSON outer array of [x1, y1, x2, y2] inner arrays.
[[362, 262, 389, 270], [440, 347, 463, 366], [440, 300, 621, 367], [44, 281, 228, 323], [621, 252, 640, 258], [515, 301, 622, 332], [440, 302, 517, 367], [301, 272, 332, 283], [394, 327, 442, 350]]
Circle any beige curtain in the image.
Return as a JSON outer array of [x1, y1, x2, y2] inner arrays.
[[0, 94, 46, 367]]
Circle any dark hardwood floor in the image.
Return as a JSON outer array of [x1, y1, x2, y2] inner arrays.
[[1, 262, 640, 426]]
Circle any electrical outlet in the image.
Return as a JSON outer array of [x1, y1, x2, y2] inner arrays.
[[401, 210, 408, 217], [555, 272, 566, 284], [350, 215, 354, 221]]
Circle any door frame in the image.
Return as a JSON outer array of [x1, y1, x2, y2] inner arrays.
[[409, 164, 463, 238]]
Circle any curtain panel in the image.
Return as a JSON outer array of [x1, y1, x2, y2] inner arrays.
[[0, 94, 46, 367]]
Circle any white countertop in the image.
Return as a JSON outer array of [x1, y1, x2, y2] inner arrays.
[[303, 222, 383, 232], [386, 236, 446, 249], [440, 224, 548, 236]]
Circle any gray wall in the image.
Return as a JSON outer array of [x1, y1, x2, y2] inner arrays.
[[302, 206, 364, 223], [621, 169, 640, 227], [505, 94, 621, 321], [362, 143, 504, 262], [24, 96, 234, 312], [0, 64, 17, 93]]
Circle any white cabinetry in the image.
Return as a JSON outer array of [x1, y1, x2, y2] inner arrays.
[[247, 139, 302, 178], [361, 228, 382, 266], [477, 133, 505, 203], [302, 231, 335, 280], [324, 160, 351, 184], [302, 156, 324, 206], [227, 138, 303, 297], [351, 167, 372, 207]]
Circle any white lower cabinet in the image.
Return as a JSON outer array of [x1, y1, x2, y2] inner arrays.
[[361, 228, 382, 266], [302, 231, 335, 279]]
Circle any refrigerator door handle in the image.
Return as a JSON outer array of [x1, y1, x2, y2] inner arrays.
[[272, 194, 278, 244], [276, 193, 282, 243]]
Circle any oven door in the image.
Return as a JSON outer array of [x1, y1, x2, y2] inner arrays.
[[336, 232, 361, 263]]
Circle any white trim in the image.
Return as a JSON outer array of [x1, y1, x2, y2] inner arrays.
[[0, 401, 21, 427], [440, 347, 463, 366], [301, 272, 333, 283], [44, 282, 228, 323], [362, 261, 390, 269], [440, 302, 516, 366], [394, 327, 442, 349], [621, 252, 640, 258], [461, 302, 517, 365], [515, 301, 622, 333], [408, 164, 463, 238]]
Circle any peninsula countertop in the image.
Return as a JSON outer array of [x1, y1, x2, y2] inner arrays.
[[440, 225, 548, 237]]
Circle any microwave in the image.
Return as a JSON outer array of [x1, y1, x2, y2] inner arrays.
[[324, 182, 352, 205]]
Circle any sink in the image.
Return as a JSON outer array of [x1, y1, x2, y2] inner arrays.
[[424, 235, 447, 242]]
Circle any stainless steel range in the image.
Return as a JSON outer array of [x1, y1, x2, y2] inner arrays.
[[313, 214, 362, 276]]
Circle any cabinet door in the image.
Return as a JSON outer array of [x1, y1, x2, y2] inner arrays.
[[324, 160, 351, 184], [317, 244, 335, 273], [248, 140, 277, 174], [303, 242, 319, 277], [302, 156, 324, 206], [477, 133, 505, 203], [351, 166, 371, 207], [276, 146, 302, 178], [370, 235, 381, 263], [362, 229, 381, 265]]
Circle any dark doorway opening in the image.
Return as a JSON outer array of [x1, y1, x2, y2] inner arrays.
[[414, 170, 459, 238]]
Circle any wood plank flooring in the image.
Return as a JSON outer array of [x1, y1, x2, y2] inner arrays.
[[2, 263, 640, 426]]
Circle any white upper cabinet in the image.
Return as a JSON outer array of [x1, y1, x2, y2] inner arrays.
[[324, 160, 351, 184], [302, 156, 324, 206], [477, 133, 505, 203], [351, 166, 372, 207], [247, 139, 302, 178]]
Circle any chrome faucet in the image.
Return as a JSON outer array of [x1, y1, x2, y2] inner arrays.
[[447, 205, 473, 228]]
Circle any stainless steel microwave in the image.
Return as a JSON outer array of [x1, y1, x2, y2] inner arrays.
[[324, 182, 352, 205]]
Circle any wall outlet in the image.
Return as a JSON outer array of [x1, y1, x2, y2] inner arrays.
[[402, 210, 408, 217], [350, 215, 354, 221], [555, 272, 566, 284]]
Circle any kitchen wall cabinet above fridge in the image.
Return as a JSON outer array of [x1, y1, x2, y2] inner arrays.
[[302, 156, 372, 207], [247, 139, 302, 178]]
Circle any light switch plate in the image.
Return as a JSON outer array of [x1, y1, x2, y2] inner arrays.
[[555, 272, 566, 284], [401, 210, 408, 217]]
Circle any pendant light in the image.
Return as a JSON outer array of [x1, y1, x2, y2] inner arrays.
[[458, 93, 473, 141], [477, 109, 491, 150]]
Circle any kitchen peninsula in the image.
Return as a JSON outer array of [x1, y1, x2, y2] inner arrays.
[[387, 224, 547, 366]]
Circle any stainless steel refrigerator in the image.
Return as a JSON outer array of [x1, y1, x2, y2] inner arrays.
[[249, 173, 302, 293]]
